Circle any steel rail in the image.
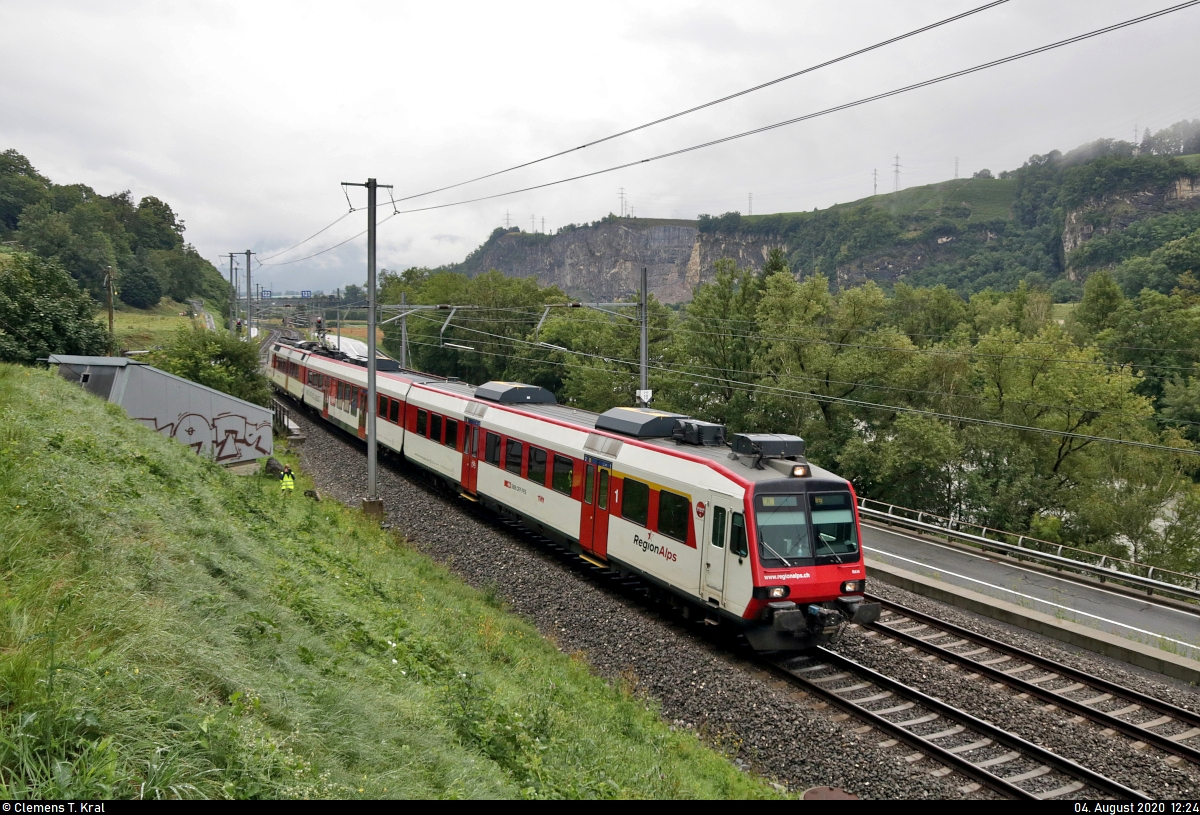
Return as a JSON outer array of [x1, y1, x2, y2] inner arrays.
[[770, 648, 1149, 801], [858, 505, 1200, 604], [867, 597, 1200, 764]]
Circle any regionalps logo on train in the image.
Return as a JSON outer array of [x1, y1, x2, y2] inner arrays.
[[633, 534, 677, 562]]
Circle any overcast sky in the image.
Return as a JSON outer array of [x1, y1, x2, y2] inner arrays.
[[3, 0, 1198, 294]]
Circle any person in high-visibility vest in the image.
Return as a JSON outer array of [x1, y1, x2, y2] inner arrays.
[[280, 466, 295, 492]]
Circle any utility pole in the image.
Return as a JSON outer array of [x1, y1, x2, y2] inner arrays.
[[336, 287, 342, 351], [541, 216, 545, 233], [893, 154, 902, 195], [531, 214, 535, 233], [400, 291, 408, 368], [227, 254, 237, 335], [637, 266, 650, 407], [748, 193, 753, 216], [619, 188, 626, 217], [873, 168, 877, 196], [505, 210, 511, 228], [342, 177, 392, 518], [244, 250, 256, 342], [104, 267, 115, 345], [954, 157, 959, 180]]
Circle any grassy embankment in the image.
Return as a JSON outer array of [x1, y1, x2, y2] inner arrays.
[[0, 364, 776, 799], [105, 299, 200, 351]]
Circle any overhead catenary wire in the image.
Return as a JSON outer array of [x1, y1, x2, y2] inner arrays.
[[378, 2, 1200, 219], [254, 2, 1197, 271], [435, 305, 1200, 358], [426, 305, 1200, 376], [261, 211, 400, 267], [257, 209, 358, 262], [412, 312, 1198, 428], [402, 308, 1183, 425], [390, 0, 1013, 203], [395, 322, 1196, 456]]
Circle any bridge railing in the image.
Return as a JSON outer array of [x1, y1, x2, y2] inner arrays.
[[856, 497, 1200, 604]]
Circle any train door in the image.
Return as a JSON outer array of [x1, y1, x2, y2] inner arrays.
[[579, 463, 597, 551], [703, 499, 733, 604], [357, 389, 367, 439], [321, 377, 330, 419], [462, 421, 480, 494], [591, 465, 612, 558]]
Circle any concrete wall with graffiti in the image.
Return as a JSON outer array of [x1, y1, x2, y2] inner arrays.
[[51, 355, 272, 465]]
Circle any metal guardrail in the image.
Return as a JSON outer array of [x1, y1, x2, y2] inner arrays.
[[857, 497, 1200, 604], [272, 398, 304, 441]]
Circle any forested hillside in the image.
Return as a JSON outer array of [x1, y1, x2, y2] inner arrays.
[[0, 149, 227, 310], [376, 239, 1200, 575], [448, 122, 1200, 303]]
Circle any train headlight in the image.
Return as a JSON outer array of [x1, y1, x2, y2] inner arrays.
[[768, 586, 789, 599], [841, 580, 864, 593], [791, 464, 809, 477]]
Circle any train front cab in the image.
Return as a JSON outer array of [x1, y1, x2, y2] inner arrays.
[[738, 476, 880, 651]]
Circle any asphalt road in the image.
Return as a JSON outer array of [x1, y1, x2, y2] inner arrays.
[[861, 523, 1200, 661]]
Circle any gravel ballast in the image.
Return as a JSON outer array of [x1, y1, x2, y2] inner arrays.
[[284, 404, 1197, 798]]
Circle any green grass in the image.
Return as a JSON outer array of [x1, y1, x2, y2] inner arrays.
[[105, 299, 200, 350], [854, 178, 1017, 222], [0, 364, 776, 800], [1179, 153, 1200, 171]]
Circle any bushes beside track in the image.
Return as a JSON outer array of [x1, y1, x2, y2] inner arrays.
[[0, 364, 776, 799]]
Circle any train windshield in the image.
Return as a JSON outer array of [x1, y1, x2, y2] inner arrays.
[[809, 492, 859, 564], [754, 491, 860, 567], [754, 495, 812, 568]]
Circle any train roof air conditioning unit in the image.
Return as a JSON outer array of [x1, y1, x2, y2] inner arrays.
[[474, 381, 557, 405], [595, 406, 688, 438], [730, 433, 806, 470], [672, 419, 726, 447]]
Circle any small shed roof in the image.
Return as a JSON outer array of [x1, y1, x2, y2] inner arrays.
[[48, 355, 142, 368]]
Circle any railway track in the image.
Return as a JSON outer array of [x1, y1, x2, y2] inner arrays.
[[767, 648, 1147, 800], [275, 393, 1186, 799], [864, 596, 1200, 766], [458, 495, 1153, 800]]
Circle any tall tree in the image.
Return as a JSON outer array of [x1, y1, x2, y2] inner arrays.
[[0, 251, 109, 364]]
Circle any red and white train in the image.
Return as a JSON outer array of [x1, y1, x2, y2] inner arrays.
[[269, 339, 879, 650]]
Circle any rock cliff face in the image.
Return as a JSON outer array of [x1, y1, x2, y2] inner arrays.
[[454, 220, 787, 303], [1061, 177, 1200, 277], [451, 173, 1198, 299]]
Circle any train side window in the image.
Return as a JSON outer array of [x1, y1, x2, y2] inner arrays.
[[730, 513, 748, 557], [485, 432, 500, 465], [584, 465, 594, 505], [658, 490, 689, 542], [552, 455, 573, 495], [598, 469, 609, 510], [350, 388, 358, 417], [431, 413, 442, 442], [505, 439, 523, 475], [444, 419, 458, 449], [416, 409, 427, 436], [622, 479, 650, 527], [711, 506, 727, 549], [528, 447, 547, 486], [378, 394, 388, 418], [389, 399, 400, 424]]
